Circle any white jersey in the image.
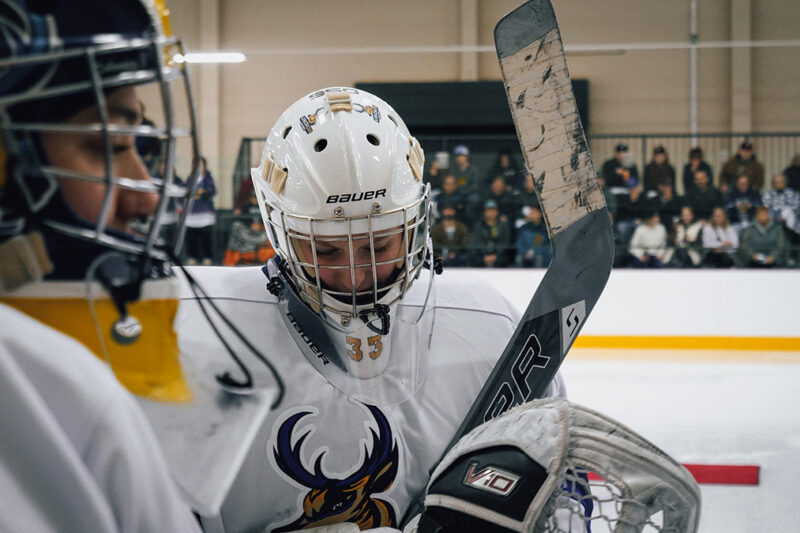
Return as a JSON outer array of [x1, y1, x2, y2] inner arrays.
[[176, 266, 566, 533], [0, 303, 200, 533]]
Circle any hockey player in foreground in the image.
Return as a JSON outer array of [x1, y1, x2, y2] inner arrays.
[[0, 0, 222, 530], [178, 86, 557, 533], [192, 86, 699, 533]]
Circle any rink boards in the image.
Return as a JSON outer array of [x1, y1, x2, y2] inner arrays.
[[469, 268, 800, 532]]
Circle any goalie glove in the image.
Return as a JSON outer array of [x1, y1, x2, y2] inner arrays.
[[413, 398, 701, 533]]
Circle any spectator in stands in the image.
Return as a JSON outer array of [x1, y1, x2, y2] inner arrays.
[[452, 143, 484, 222], [651, 177, 683, 234], [184, 156, 217, 265], [223, 195, 276, 266], [701, 206, 738, 267], [628, 211, 670, 268], [738, 206, 788, 268], [425, 158, 448, 192], [783, 154, 800, 192], [431, 202, 470, 267], [488, 150, 523, 191], [682, 147, 713, 195], [514, 172, 539, 217], [724, 174, 761, 230], [673, 206, 705, 267], [719, 141, 765, 193], [515, 204, 551, 267], [762, 173, 800, 235], [469, 199, 511, 268], [643, 146, 676, 192], [597, 173, 618, 222], [233, 176, 255, 216], [614, 185, 650, 247], [601, 143, 639, 189], [486, 175, 519, 224], [685, 169, 723, 221], [431, 174, 467, 223], [452, 144, 480, 193]]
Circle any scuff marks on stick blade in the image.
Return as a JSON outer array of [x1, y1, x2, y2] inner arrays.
[[515, 89, 527, 109], [499, 26, 605, 235]]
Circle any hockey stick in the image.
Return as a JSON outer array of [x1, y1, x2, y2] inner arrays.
[[402, 0, 614, 525]]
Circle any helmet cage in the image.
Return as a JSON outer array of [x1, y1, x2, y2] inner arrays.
[[262, 184, 432, 330], [0, 31, 200, 261]]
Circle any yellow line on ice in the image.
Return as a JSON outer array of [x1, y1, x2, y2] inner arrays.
[[573, 335, 800, 352], [568, 347, 800, 364]]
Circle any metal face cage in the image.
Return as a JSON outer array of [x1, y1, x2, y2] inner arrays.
[[0, 31, 200, 262], [263, 188, 431, 329]]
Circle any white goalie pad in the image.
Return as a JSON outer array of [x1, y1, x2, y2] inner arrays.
[[423, 398, 701, 533]]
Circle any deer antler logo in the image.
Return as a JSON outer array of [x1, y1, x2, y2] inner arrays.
[[272, 404, 399, 531]]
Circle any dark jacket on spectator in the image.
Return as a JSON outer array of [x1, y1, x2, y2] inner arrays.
[[469, 219, 512, 267], [682, 161, 713, 195], [720, 155, 765, 192], [601, 158, 639, 189], [433, 189, 468, 223], [453, 164, 481, 194], [685, 185, 724, 220], [784, 158, 800, 192], [643, 162, 676, 191], [723, 188, 762, 225], [234, 177, 255, 213], [487, 154, 523, 191], [485, 190, 519, 225], [616, 188, 651, 223], [738, 221, 788, 267], [603, 186, 618, 221], [514, 189, 539, 214], [515, 220, 551, 267], [431, 220, 470, 258], [190, 171, 216, 215], [644, 190, 683, 233]]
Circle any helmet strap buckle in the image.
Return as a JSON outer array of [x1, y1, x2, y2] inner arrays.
[[359, 303, 391, 335]]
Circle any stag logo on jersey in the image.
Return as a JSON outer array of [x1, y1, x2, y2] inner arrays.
[[463, 462, 521, 497], [272, 404, 399, 531]]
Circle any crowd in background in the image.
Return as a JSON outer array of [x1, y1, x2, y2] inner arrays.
[[424, 141, 800, 269], [178, 138, 800, 270]]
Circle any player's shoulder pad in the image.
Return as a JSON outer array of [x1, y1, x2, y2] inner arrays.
[[177, 266, 274, 303], [433, 269, 521, 324]]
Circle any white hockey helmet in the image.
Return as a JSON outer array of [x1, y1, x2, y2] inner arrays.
[[253, 87, 432, 335]]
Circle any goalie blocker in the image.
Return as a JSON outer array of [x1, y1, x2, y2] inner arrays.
[[414, 399, 701, 533]]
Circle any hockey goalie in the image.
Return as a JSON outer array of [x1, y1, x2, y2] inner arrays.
[[410, 398, 701, 533], [283, 398, 701, 533]]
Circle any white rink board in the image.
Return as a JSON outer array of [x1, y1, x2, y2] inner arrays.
[[455, 268, 800, 532], [452, 268, 800, 338]]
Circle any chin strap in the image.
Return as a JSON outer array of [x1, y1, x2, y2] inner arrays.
[[92, 253, 147, 346], [265, 259, 393, 336], [359, 303, 391, 335], [421, 244, 444, 275]]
